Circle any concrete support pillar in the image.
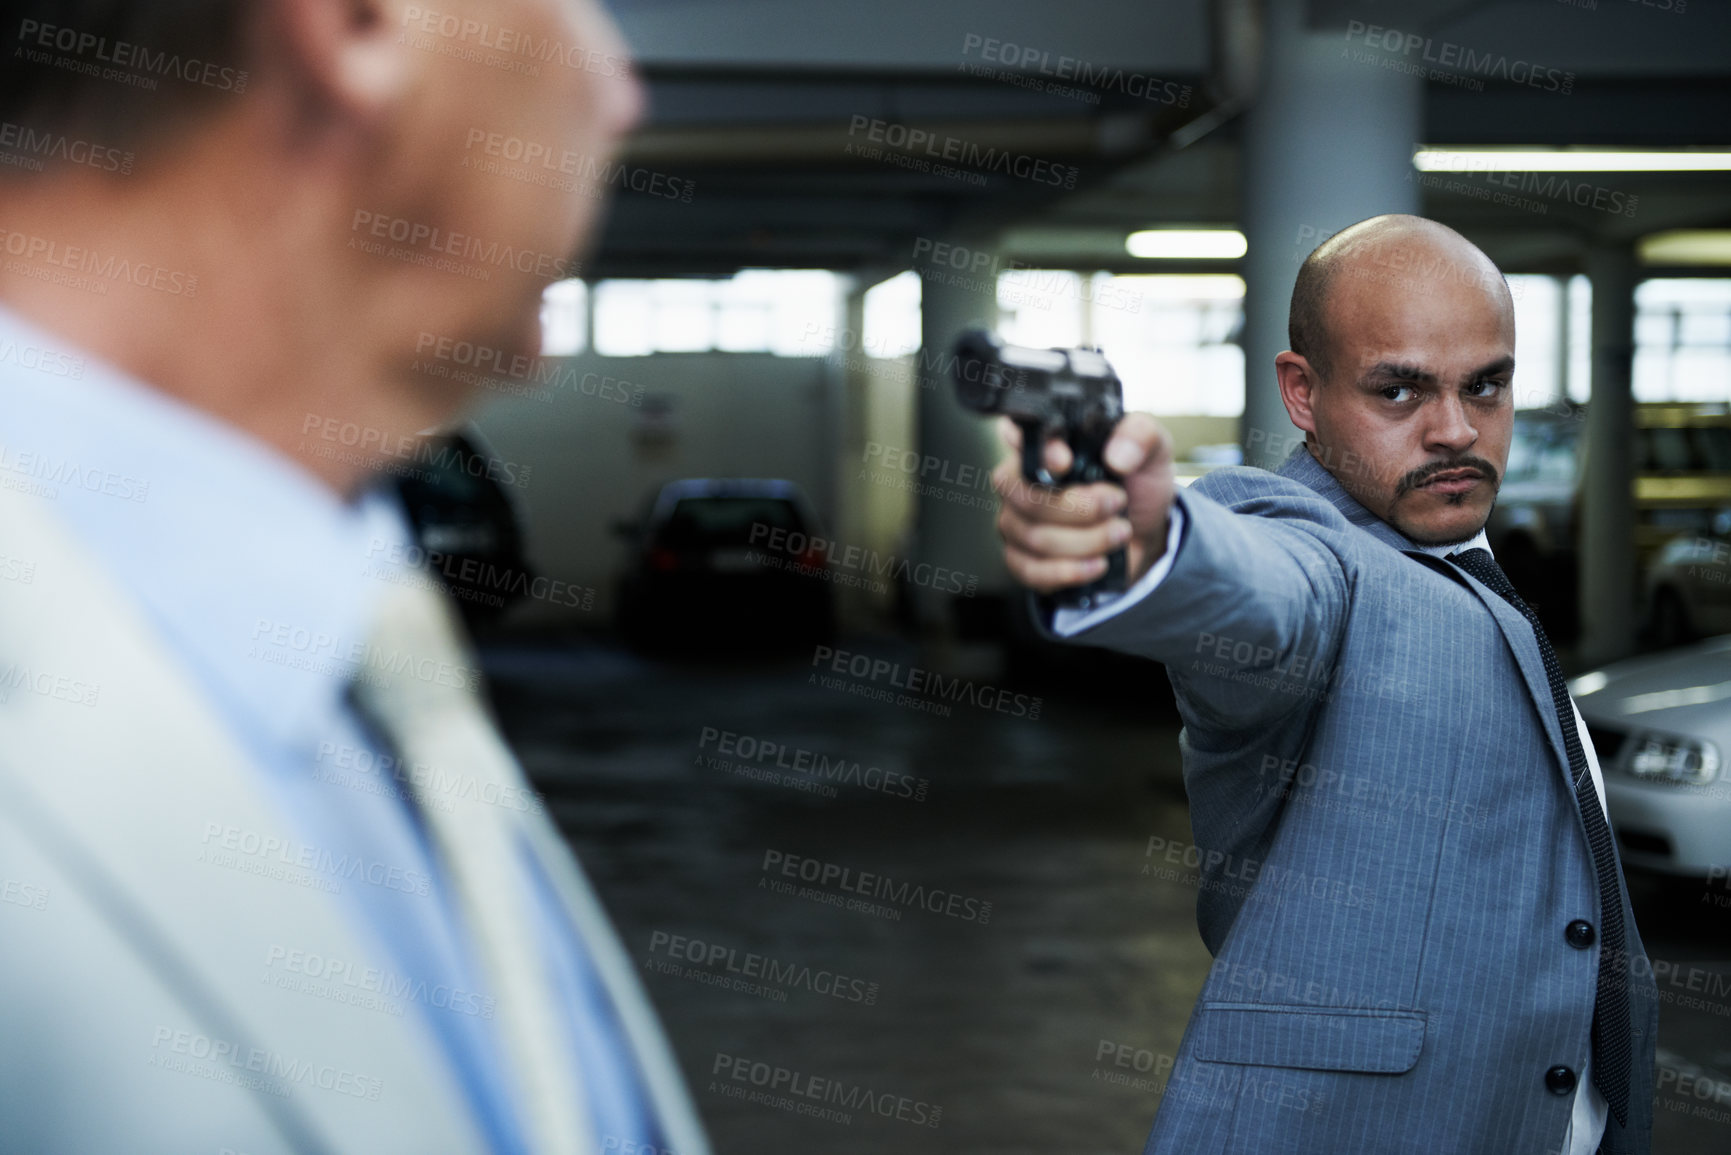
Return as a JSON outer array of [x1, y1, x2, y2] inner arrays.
[[1553, 278, 1572, 404], [831, 279, 874, 629], [1239, 0, 1423, 468], [1578, 244, 1638, 665], [914, 248, 1007, 631]]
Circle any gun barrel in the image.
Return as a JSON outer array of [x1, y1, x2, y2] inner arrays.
[[951, 329, 1010, 413], [950, 328, 1123, 416], [951, 329, 1073, 412]]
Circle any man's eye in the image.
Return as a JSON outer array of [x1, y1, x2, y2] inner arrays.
[[1466, 379, 1507, 397], [1381, 385, 1415, 402]]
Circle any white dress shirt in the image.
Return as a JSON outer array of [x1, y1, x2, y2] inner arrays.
[[1054, 497, 1610, 1155]]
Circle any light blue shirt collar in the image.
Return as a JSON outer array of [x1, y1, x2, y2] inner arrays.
[[0, 302, 416, 757]]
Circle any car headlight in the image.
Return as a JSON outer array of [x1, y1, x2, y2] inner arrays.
[[1627, 734, 1721, 786]]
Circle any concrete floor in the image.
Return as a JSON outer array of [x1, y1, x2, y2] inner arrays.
[[482, 635, 1731, 1155]]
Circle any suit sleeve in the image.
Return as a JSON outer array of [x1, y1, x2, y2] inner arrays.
[[1041, 476, 1352, 729], [1050, 504, 1187, 636]]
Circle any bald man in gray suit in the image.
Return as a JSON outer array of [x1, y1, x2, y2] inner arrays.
[[995, 215, 1656, 1154]]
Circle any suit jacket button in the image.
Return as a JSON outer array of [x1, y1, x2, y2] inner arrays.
[[1565, 920, 1596, 949], [1546, 1066, 1577, 1095]]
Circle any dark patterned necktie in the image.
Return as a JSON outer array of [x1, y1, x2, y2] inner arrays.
[[1447, 548, 1631, 1126]]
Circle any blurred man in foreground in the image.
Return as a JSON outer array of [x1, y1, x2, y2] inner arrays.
[[996, 215, 1656, 1154], [0, 2, 706, 1153]]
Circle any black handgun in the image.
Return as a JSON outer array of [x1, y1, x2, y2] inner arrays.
[[951, 329, 1127, 611]]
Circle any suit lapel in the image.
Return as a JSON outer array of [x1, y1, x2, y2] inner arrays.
[[1274, 447, 1575, 784], [0, 489, 490, 1155], [1401, 551, 1573, 773]]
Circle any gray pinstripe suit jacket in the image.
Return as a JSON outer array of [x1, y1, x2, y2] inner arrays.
[[1063, 446, 1657, 1154]]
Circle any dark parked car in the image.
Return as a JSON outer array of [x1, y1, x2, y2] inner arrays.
[[389, 426, 534, 631], [614, 479, 835, 653]]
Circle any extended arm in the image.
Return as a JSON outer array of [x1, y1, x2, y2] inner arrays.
[[995, 416, 1351, 729], [1057, 480, 1350, 727]]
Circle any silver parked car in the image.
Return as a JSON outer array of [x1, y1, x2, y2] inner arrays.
[[1643, 517, 1731, 648], [1571, 641, 1731, 878]]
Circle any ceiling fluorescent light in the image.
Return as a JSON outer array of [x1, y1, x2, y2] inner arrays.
[[1414, 148, 1731, 173], [1125, 229, 1247, 259], [1639, 231, 1731, 266]]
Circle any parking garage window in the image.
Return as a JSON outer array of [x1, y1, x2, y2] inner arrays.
[[585, 270, 843, 357], [1634, 278, 1731, 403], [997, 271, 1246, 416], [1503, 274, 1731, 410], [861, 271, 923, 360], [539, 278, 588, 356]]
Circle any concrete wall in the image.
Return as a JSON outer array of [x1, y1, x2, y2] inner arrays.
[[833, 352, 920, 628], [467, 352, 836, 628], [1161, 415, 1241, 461]]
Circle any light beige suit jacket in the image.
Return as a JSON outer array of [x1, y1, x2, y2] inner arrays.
[[0, 484, 709, 1155]]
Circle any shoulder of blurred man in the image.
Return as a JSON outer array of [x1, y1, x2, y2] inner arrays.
[[0, 465, 499, 1154]]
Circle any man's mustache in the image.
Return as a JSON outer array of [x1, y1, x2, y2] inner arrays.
[[1394, 455, 1501, 498]]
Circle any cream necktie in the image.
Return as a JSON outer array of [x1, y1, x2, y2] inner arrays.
[[349, 581, 593, 1155]]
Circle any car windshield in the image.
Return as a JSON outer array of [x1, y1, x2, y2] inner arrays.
[[654, 497, 806, 551]]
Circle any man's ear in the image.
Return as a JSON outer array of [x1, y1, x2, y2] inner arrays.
[[1275, 351, 1322, 436], [275, 0, 410, 120]]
